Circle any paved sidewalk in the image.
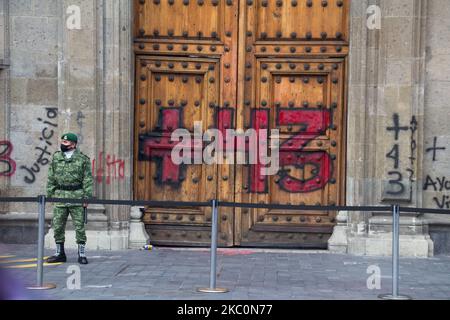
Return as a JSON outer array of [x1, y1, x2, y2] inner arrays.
[[1, 244, 449, 300]]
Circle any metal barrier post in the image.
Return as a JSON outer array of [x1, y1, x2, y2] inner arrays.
[[379, 204, 411, 300], [27, 195, 56, 290], [197, 199, 228, 293]]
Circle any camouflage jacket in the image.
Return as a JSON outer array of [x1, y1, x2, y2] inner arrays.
[[46, 149, 93, 207]]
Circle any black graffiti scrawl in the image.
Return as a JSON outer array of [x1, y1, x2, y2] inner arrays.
[[20, 108, 58, 184], [424, 136, 449, 209]]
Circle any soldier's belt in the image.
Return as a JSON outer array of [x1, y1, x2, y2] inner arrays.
[[57, 184, 83, 191]]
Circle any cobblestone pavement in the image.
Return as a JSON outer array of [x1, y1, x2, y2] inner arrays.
[[1, 244, 449, 300]]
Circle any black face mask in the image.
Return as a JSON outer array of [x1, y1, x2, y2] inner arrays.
[[60, 144, 72, 153]]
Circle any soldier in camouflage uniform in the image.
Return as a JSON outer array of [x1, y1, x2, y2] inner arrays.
[[46, 133, 93, 264]]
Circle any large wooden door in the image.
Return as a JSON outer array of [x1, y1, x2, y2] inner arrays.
[[133, 0, 349, 248]]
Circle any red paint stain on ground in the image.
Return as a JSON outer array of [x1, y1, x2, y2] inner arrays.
[[217, 249, 256, 256]]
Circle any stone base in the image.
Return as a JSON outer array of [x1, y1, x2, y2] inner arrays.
[[0, 212, 53, 244], [44, 204, 129, 250], [430, 226, 450, 255], [347, 214, 434, 258], [44, 228, 129, 250], [347, 236, 433, 257], [364, 235, 433, 257], [347, 236, 368, 256], [425, 214, 450, 255], [328, 211, 349, 254], [328, 225, 348, 254]]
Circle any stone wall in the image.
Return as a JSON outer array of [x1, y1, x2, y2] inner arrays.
[[1, 0, 59, 199], [0, 0, 61, 243], [0, 0, 133, 248]]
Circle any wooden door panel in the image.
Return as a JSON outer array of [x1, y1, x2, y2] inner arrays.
[[135, 56, 221, 245], [237, 58, 345, 247], [235, 0, 349, 248], [133, 0, 238, 246], [253, 0, 349, 42], [133, 0, 237, 58], [135, 0, 223, 41]]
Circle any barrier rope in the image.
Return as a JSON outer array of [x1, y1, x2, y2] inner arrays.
[[0, 196, 449, 215]]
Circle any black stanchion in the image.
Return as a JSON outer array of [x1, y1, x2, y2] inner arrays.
[[197, 200, 229, 294], [378, 204, 411, 300], [27, 195, 56, 290]]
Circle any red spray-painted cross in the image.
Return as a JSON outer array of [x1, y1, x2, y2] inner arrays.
[[139, 108, 185, 186], [139, 107, 234, 187]]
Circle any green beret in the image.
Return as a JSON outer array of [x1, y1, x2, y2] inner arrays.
[[61, 133, 78, 143]]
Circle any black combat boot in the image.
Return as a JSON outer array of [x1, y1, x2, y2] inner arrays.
[[46, 243, 67, 263], [78, 243, 88, 265]]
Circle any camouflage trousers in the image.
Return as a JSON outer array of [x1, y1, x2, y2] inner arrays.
[[52, 206, 86, 244]]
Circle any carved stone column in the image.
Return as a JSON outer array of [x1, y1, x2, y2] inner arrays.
[[95, 0, 134, 249], [45, 0, 134, 250], [345, 0, 432, 257]]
